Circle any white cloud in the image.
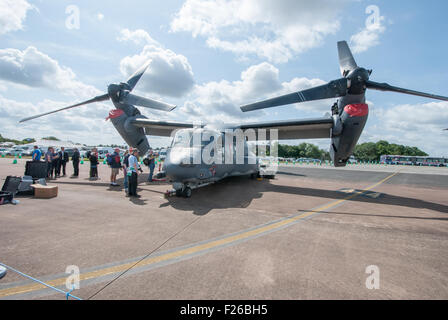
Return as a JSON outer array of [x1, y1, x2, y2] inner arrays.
[[350, 7, 386, 53], [118, 29, 194, 98], [362, 101, 448, 156], [97, 13, 104, 21], [117, 28, 159, 46], [0, 46, 99, 97], [174, 62, 330, 124], [0, 46, 119, 145], [0, 0, 33, 35], [171, 0, 347, 63], [0, 94, 120, 145]]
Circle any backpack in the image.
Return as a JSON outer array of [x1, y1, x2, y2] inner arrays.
[[106, 154, 113, 165]]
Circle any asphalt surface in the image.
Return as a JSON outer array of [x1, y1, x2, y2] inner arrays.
[[278, 165, 448, 188], [0, 159, 447, 300]]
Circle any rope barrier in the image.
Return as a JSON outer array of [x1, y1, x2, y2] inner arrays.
[[0, 262, 82, 300]]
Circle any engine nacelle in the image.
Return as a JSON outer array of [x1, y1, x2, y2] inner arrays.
[[330, 103, 368, 167], [108, 109, 150, 155]]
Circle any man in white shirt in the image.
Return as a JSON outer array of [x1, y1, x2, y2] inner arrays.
[[127, 149, 141, 197]]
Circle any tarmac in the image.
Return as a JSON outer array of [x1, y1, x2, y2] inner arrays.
[[0, 158, 447, 300]]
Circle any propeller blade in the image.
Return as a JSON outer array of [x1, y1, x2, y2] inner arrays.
[[121, 93, 176, 112], [241, 78, 348, 112], [19, 94, 110, 123], [338, 41, 358, 76], [126, 61, 150, 91], [366, 81, 448, 101]]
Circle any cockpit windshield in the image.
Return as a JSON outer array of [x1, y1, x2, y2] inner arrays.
[[170, 129, 222, 149], [171, 130, 193, 148]]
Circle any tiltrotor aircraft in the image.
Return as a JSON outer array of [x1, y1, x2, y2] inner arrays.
[[20, 41, 448, 197]]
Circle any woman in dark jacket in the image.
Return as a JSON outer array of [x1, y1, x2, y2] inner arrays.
[[72, 148, 80, 177], [89, 148, 99, 180]]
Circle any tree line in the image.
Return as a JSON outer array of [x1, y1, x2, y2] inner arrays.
[[275, 143, 330, 160], [274, 140, 428, 162], [0, 134, 35, 145], [353, 140, 427, 162]]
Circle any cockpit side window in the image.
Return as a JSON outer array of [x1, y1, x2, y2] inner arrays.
[[171, 130, 192, 148]]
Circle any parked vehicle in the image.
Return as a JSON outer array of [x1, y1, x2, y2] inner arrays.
[[97, 147, 115, 159], [6, 148, 25, 156], [296, 157, 321, 164], [380, 155, 447, 167], [348, 155, 358, 164]]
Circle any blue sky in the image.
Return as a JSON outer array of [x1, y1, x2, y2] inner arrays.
[[0, 0, 447, 155]]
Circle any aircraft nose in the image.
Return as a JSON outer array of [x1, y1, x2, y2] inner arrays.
[[165, 161, 186, 182]]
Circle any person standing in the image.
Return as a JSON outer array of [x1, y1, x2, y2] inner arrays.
[[52, 148, 60, 178], [89, 148, 99, 180], [146, 150, 156, 183], [45, 147, 54, 179], [32, 145, 41, 161], [109, 148, 121, 186], [59, 147, 69, 176], [127, 149, 141, 197], [72, 148, 80, 177], [122, 149, 130, 195]]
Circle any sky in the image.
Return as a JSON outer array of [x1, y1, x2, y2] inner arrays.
[[0, 0, 447, 155]]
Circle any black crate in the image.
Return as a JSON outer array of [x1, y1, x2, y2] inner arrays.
[[24, 161, 48, 179], [1, 176, 22, 195]]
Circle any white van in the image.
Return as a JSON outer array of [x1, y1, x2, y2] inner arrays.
[[96, 147, 115, 159]]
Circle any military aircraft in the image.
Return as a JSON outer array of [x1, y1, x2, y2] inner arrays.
[[20, 41, 448, 197]]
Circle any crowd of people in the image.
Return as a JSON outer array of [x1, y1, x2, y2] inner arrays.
[[38, 146, 70, 179], [30, 145, 159, 198]]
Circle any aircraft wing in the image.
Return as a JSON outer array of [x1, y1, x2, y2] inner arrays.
[[235, 117, 334, 140], [131, 117, 334, 139], [131, 118, 202, 137]]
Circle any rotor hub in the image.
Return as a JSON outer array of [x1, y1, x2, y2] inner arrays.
[[347, 68, 370, 95]]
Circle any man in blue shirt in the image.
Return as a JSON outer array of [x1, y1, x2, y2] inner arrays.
[[32, 145, 41, 161]]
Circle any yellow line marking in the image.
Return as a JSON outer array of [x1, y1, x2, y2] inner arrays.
[[0, 170, 399, 298]]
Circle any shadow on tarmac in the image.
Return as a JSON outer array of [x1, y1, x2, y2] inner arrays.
[[164, 177, 448, 216], [48, 173, 448, 216]]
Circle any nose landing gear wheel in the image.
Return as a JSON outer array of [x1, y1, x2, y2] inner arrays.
[[183, 187, 192, 198]]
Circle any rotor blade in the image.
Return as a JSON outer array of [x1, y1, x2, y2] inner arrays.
[[121, 93, 176, 112], [241, 78, 348, 112], [366, 81, 448, 101], [19, 93, 110, 123], [126, 61, 150, 91], [338, 41, 358, 76]]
